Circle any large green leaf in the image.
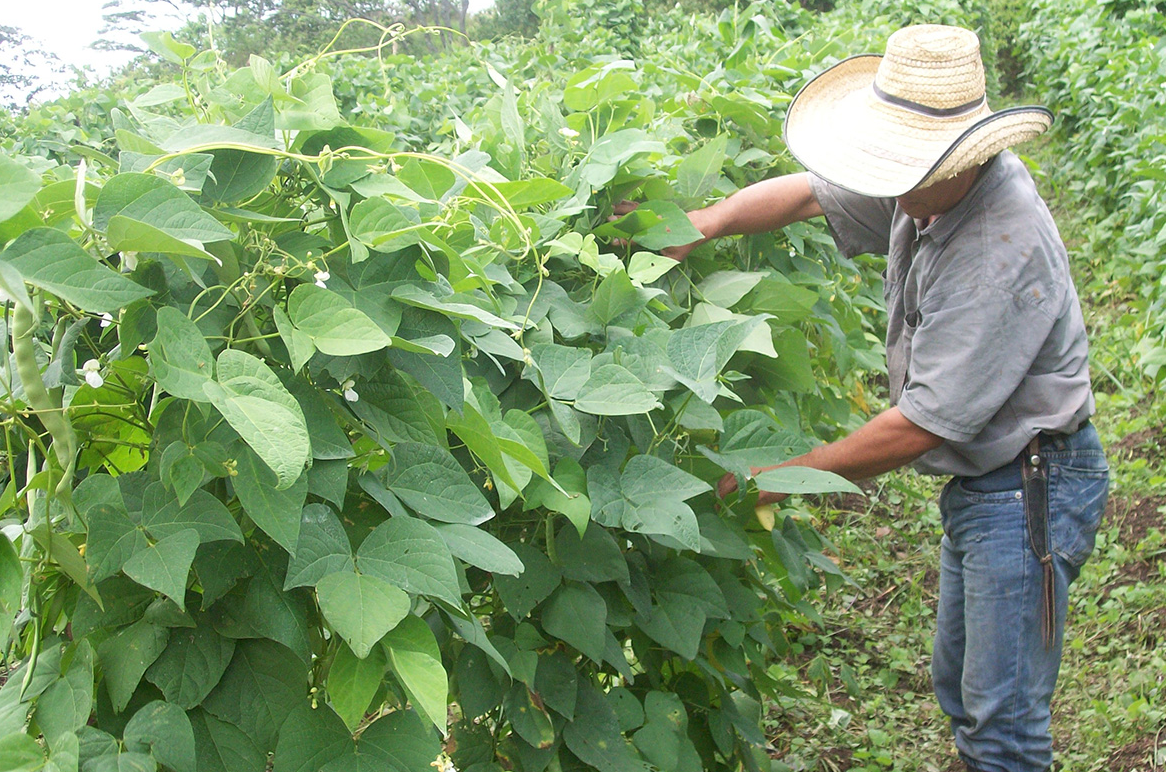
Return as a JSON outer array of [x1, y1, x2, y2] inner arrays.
[[284, 504, 354, 590], [573, 364, 661, 416], [189, 709, 265, 772], [356, 515, 462, 607], [145, 620, 235, 709], [0, 228, 153, 314], [140, 483, 243, 545], [124, 700, 197, 772], [202, 639, 305, 749], [665, 318, 767, 403], [0, 535, 20, 653], [94, 172, 234, 253], [97, 621, 169, 713], [35, 641, 94, 748], [0, 155, 42, 223], [204, 349, 310, 490], [326, 642, 386, 730], [76, 474, 147, 583], [0, 733, 46, 772], [562, 683, 643, 772], [531, 344, 592, 401], [317, 570, 409, 659], [434, 523, 524, 576], [378, 442, 493, 525], [675, 136, 728, 200], [752, 466, 862, 495], [149, 308, 214, 401], [382, 615, 448, 733], [231, 447, 309, 555], [540, 581, 607, 662], [121, 529, 199, 610], [494, 543, 560, 621], [287, 284, 392, 356]]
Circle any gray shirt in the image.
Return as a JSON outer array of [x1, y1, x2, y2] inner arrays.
[[809, 152, 1095, 477]]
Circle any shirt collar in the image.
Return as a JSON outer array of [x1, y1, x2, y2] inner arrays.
[[912, 153, 1007, 247]]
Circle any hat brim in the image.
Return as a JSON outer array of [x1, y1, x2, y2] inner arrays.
[[783, 55, 1053, 198]]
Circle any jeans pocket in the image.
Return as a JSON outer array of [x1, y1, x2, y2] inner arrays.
[[1048, 461, 1109, 568]]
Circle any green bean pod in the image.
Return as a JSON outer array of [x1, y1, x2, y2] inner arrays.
[[11, 303, 77, 506]]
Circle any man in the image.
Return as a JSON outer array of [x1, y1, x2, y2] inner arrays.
[[628, 24, 1109, 772]]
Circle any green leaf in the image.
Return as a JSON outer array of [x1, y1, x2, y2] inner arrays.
[[541, 582, 607, 662], [0, 733, 45, 772], [149, 307, 215, 402], [485, 178, 573, 208], [588, 269, 640, 326], [446, 401, 524, 494], [348, 366, 443, 446], [82, 752, 157, 772], [604, 200, 703, 252], [159, 444, 205, 506], [637, 592, 705, 660], [231, 446, 309, 555], [675, 136, 728, 200], [0, 535, 24, 652], [627, 251, 680, 283], [697, 271, 766, 308], [273, 306, 315, 371], [534, 650, 577, 720], [574, 364, 661, 416], [338, 709, 440, 772], [434, 523, 524, 576], [145, 621, 235, 709], [35, 641, 95, 747], [94, 173, 234, 248], [553, 524, 628, 584], [140, 483, 243, 545], [97, 621, 169, 713], [525, 458, 591, 537], [0, 229, 153, 314], [357, 515, 463, 607], [317, 570, 410, 659], [391, 285, 520, 330], [189, 709, 265, 772], [563, 684, 642, 772], [349, 197, 422, 250], [204, 349, 310, 490], [327, 642, 386, 730], [752, 467, 862, 495], [632, 692, 701, 772], [503, 684, 555, 750], [202, 639, 305, 749], [122, 529, 199, 610], [386, 308, 463, 410], [140, 31, 195, 63], [530, 344, 592, 401], [287, 284, 392, 356], [76, 474, 147, 583], [382, 615, 448, 733], [494, 543, 560, 621], [379, 442, 494, 525], [284, 504, 354, 589], [0, 262, 33, 313], [666, 318, 767, 402], [124, 701, 196, 772], [106, 216, 222, 263], [271, 702, 352, 772], [0, 156, 41, 223]]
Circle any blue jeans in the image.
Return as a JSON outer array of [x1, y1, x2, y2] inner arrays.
[[932, 423, 1108, 772]]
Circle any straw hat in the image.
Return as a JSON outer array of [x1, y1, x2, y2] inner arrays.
[[784, 25, 1052, 198]]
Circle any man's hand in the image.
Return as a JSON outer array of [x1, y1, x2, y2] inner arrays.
[[610, 200, 708, 261], [717, 469, 787, 506]]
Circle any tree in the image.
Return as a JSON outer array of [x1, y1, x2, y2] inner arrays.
[[0, 25, 65, 107]]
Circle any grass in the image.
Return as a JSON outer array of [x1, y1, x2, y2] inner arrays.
[[762, 135, 1166, 770]]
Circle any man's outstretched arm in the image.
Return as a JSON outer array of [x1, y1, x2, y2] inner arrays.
[[615, 172, 825, 261], [718, 407, 945, 504]]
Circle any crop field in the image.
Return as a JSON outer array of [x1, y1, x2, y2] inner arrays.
[[0, 1, 1160, 771]]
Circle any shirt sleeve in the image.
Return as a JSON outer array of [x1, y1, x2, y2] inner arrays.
[[897, 283, 1058, 443], [808, 174, 895, 258]]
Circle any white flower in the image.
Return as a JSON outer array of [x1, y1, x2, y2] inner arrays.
[[341, 379, 359, 402], [122, 251, 139, 272], [82, 359, 103, 389], [558, 126, 580, 139], [99, 313, 114, 328], [314, 270, 330, 288]]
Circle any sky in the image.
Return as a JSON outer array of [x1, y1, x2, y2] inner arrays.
[[6, 0, 179, 77]]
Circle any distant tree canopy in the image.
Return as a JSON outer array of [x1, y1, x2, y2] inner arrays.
[[0, 24, 65, 107]]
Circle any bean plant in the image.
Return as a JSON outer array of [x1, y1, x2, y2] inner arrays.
[[0, 4, 885, 771]]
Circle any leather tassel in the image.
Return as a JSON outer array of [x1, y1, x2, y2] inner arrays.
[[1041, 556, 1055, 650]]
